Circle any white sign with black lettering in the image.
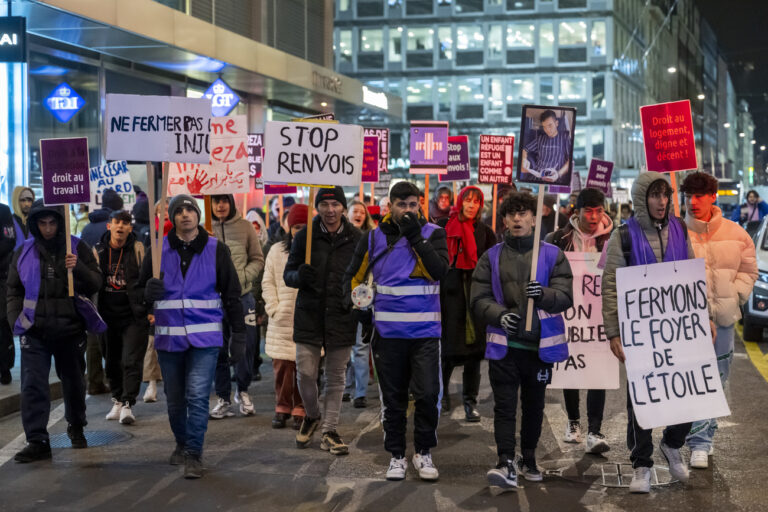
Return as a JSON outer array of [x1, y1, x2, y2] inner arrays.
[[550, 252, 619, 390], [262, 121, 364, 187], [616, 259, 730, 429]]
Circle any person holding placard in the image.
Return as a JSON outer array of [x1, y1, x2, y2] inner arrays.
[[545, 188, 613, 453], [284, 187, 361, 456], [8, 200, 104, 463], [140, 194, 245, 479], [345, 181, 449, 481], [680, 172, 757, 469], [601, 172, 698, 493], [437, 186, 496, 421], [470, 192, 573, 491], [208, 194, 265, 420], [0, 202, 18, 384]]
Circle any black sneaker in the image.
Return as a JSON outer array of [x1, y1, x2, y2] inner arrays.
[[170, 444, 185, 465], [271, 413, 289, 429], [517, 457, 543, 482], [320, 431, 349, 455], [0, 368, 11, 385], [292, 416, 303, 430], [342, 393, 351, 402], [353, 396, 367, 408], [486, 457, 518, 492], [464, 402, 481, 423], [296, 417, 320, 448], [253, 372, 262, 382], [67, 425, 88, 449], [14, 441, 52, 463], [183, 453, 203, 479]]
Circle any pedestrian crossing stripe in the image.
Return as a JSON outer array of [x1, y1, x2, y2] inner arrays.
[[736, 323, 768, 384]]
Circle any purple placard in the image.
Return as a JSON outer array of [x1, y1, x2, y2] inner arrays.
[[40, 137, 90, 205], [409, 121, 449, 174], [362, 136, 379, 183], [585, 158, 614, 197], [548, 170, 581, 195], [439, 136, 470, 182], [264, 184, 298, 195]]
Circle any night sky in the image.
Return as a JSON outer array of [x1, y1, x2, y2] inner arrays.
[[696, 0, 768, 147]]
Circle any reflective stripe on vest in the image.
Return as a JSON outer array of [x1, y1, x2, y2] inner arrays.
[[154, 236, 224, 352], [370, 222, 442, 339]]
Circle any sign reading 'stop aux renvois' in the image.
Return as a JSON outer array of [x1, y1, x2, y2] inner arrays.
[[0, 17, 26, 63]]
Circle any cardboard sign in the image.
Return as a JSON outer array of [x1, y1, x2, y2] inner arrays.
[[640, 100, 697, 173], [550, 253, 619, 390], [409, 121, 449, 174], [40, 137, 90, 205], [616, 259, 731, 429], [262, 120, 364, 187], [585, 159, 614, 196], [613, 188, 630, 204], [548, 184, 570, 194], [89, 160, 135, 211], [105, 94, 211, 164], [248, 133, 263, 181], [363, 136, 379, 183], [168, 115, 250, 195], [439, 136, 471, 182], [364, 127, 389, 173], [478, 135, 515, 184]]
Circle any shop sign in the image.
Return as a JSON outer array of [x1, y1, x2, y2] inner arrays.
[[0, 17, 26, 63], [44, 82, 85, 123], [204, 78, 240, 117]]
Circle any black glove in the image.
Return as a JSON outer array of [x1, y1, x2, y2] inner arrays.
[[398, 212, 422, 244], [526, 280, 543, 302], [297, 264, 318, 290], [145, 275, 165, 303], [229, 332, 247, 364], [500, 312, 521, 337]]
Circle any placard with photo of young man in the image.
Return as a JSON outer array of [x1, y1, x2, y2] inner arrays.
[[517, 105, 577, 186]]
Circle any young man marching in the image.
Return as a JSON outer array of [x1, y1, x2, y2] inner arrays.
[[141, 195, 245, 479], [97, 210, 150, 425], [545, 188, 613, 453], [602, 171, 700, 493], [346, 181, 449, 481], [680, 172, 756, 469], [471, 191, 573, 492]]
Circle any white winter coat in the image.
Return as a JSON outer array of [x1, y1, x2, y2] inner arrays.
[[685, 206, 758, 327], [262, 243, 299, 361]]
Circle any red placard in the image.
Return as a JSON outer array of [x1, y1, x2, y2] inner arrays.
[[639, 100, 697, 173], [478, 135, 515, 184], [362, 136, 379, 183]]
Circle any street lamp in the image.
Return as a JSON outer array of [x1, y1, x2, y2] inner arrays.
[[751, 140, 756, 145], [761, 145, 766, 151], [723, 122, 731, 128], [739, 132, 745, 138], [697, 93, 705, 100], [667, 66, 677, 73], [321, 101, 328, 107]]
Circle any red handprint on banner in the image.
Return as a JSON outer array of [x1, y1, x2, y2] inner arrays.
[[186, 166, 211, 194]]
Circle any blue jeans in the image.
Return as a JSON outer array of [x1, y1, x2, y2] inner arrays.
[[158, 346, 219, 456], [686, 324, 734, 452], [344, 323, 370, 399], [214, 293, 258, 399]]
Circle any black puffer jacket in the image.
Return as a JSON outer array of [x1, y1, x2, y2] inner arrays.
[[80, 208, 112, 248], [95, 230, 147, 322], [284, 216, 361, 348], [6, 201, 102, 339], [0, 203, 17, 282]]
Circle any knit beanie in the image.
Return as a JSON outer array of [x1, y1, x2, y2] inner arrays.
[[314, 186, 347, 209], [287, 204, 309, 227], [168, 194, 201, 225]]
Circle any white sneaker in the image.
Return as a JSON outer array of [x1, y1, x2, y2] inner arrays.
[[659, 441, 689, 483], [236, 391, 255, 416], [210, 398, 235, 419], [412, 452, 439, 481], [386, 457, 407, 481], [563, 421, 582, 443], [708, 444, 714, 456], [629, 467, 651, 493], [585, 432, 610, 454], [143, 381, 157, 403], [690, 450, 709, 469], [486, 459, 518, 492], [105, 398, 122, 420], [119, 402, 135, 425]]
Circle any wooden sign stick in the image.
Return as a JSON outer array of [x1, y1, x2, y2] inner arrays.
[[553, 198, 560, 231], [146, 161, 160, 278], [491, 184, 498, 233], [423, 174, 430, 218], [452, 181, 458, 204], [525, 186, 546, 332], [359, 182, 364, 204], [669, 172, 681, 218], [204, 196, 212, 233], [278, 195, 284, 226], [370, 182, 375, 207], [265, 195, 270, 229], [156, 162, 169, 271], [305, 187, 316, 264], [64, 211, 74, 297]]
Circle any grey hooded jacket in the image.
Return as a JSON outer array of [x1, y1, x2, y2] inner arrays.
[[601, 171, 694, 339]]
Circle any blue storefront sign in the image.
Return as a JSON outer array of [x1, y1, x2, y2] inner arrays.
[[44, 82, 85, 123], [204, 78, 240, 117]]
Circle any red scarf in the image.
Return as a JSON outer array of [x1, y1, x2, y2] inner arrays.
[[445, 186, 483, 270]]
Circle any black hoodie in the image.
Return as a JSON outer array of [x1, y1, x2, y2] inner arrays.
[[95, 229, 147, 323]]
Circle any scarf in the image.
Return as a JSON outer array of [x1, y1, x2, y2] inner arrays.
[[445, 186, 483, 270]]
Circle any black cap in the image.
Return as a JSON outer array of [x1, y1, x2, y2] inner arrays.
[[314, 186, 347, 209]]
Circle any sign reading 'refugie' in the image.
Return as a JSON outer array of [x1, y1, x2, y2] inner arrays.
[[105, 94, 212, 164], [262, 120, 364, 187]]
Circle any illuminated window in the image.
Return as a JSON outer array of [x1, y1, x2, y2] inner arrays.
[[339, 30, 352, 63], [488, 25, 503, 59], [591, 21, 606, 56], [407, 27, 434, 51], [559, 21, 587, 45], [389, 29, 402, 62], [456, 25, 484, 50], [488, 77, 503, 112], [406, 78, 433, 103], [540, 23, 554, 58], [360, 29, 384, 52], [438, 26, 453, 60]]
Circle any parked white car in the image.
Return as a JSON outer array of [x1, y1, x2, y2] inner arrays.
[[743, 217, 768, 341]]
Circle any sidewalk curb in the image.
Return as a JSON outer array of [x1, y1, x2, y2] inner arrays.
[[0, 382, 63, 418]]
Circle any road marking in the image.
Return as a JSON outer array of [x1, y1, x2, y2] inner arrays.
[[0, 402, 67, 467], [736, 324, 768, 383]]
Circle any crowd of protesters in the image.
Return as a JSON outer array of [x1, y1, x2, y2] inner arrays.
[[0, 171, 754, 493]]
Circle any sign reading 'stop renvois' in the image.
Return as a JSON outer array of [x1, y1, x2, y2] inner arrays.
[[262, 120, 364, 187], [105, 94, 211, 164]]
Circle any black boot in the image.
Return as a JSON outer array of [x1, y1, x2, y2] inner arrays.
[[441, 394, 451, 413], [272, 413, 289, 429], [14, 441, 52, 463], [464, 400, 481, 422], [67, 425, 88, 449]]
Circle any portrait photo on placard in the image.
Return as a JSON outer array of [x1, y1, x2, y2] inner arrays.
[[517, 105, 576, 186]]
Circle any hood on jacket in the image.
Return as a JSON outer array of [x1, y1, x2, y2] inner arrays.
[[569, 211, 613, 243], [429, 185, 453, 220], [132, 199, 150, 225], [246, 209, 268, 244], [88, 208, 113, 223], [631, 171, 671, 228], [11, 186, 34, 222], [211, 194, 239, 222], [27, 199, 65, 240]]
